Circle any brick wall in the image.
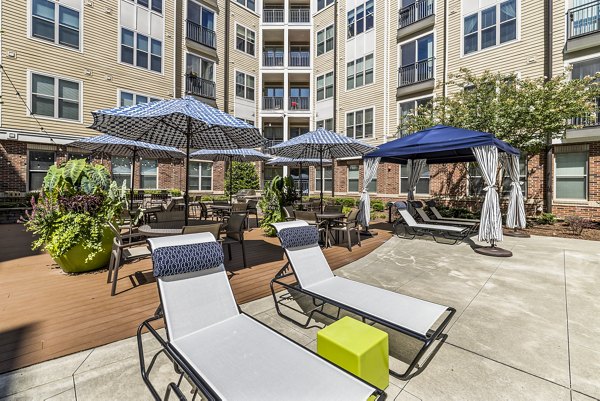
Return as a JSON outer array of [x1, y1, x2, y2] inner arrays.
[[0, 140, 27, 192]]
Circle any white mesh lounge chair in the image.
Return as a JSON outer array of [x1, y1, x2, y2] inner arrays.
[[426, 200, 481, 223], [137, 233, 384, 401], [270, 221, 456, 379], [409, 201, 479, 229], [393, 201, 474, 245]]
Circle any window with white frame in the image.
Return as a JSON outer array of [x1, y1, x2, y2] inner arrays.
[[128, 0, 163, 14], [31, 73, 80, 121], [120, 91, 160, 107], [265, 166, 283, 185], [346, 108, 374, 139], [398, 97, 432, 137], [31, 0, 80, 49], [316, 118, 334, 130], [400, 164, 430, 194], [347, 0, 374, 39], [316, 72, 334, 101], [399, 33, 434, 87], [121, 28, 162, 72], [112, 156, 132, 188], [28, 150, 55, 191], [189, 161, 213, 191], [555, 152, 588, 200], [236, 25, 256, 56], [140, 159, 158, 189], [317, 25, 334, 56], [235, 72, 255, 100], [348, 165, 360, 192], [236, 0, 255, 12], [317, 0, 334, 12], [463, 0, 517, 55], [347, 54, 374, 90], [316, 166, 332, 191], [186, 54, 215, 81]]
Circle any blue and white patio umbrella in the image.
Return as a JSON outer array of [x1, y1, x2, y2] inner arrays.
[[89, 96, 263, 224], [68, 134, 185, 207], [191, 148, 271, 203], [269, 128, 376, 212]]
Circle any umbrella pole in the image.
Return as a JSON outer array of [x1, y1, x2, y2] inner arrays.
[[130, 148, 136, 210], [320, 150, 324, 213], [299, 162, 303, 204], [185, 117, 191, 226], [229, 156, 233, 204]]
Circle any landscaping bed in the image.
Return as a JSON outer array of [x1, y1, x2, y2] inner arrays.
[[520, 221, 600, 242]]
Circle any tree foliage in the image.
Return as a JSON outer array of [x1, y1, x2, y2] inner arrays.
[[401, 68, 600, 155], [259, 175, 298, 236], [224, 161, 260, 196]]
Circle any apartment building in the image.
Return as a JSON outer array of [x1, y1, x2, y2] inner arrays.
[[2, 0, 600, 219]]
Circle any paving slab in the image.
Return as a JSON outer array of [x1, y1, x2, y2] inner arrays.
[[570, 343, 600, 399], [0, 377, 75, 401]]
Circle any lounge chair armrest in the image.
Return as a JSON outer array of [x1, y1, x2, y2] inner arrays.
[[165, 382, 188, 401], [116, 240, 149, 249]]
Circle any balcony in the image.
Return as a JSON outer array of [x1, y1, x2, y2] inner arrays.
[[397, 0, 435, 41], [289, 8, 310, 23], [185, 74, 216, 99], [566, 1, 600, 53], [264, 138, 284, 153], [263, 8, 284, 23], [289, 97, 310, 111], [572, 98, 600, 128], [397, 58, 434, 97], [289, 51, 310, 67], [186, 20, 216, 49], [263, 51, 285, 67], [263, 97, 285, 110]]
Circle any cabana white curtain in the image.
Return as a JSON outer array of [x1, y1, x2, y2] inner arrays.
[[358, 157, 380, 229], [407, 159, 427, 200], [472, 146, 503, 243], [502, 153, 527, 229]]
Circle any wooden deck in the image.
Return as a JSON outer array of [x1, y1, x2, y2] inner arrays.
[[0, 222, 392, 374]]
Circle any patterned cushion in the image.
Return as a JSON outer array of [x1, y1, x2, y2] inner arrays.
[[394, 201, 408, 210], [426, 200, 436, 208], [278, 226, 320, 249], [152, 242, 224, 277]]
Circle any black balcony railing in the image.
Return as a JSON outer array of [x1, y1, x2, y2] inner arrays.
[[289, 8, 310, 23], [186, 74, 216, 99], [289, 51, 310, 67], [186, 20, 216, 49], [264, 139, 284, 153], [567, 0, 600, 39], [289, 96, 310, 110], [263, 8, 284, 23], [398, 58, 434, 87], [263, 96, 284, 110], [263, 52, 285, 67], [398, 0, 434, 28], [572, 97, 600, 127]]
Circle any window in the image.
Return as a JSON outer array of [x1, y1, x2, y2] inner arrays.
[[265, 166, 283, 185], [31, 73, 80, 121], [316, 167, 332, 192], [317, 0, 334, 12], [235, 72, 255, 100], [120, 91, 160, 107], [463, 0, 517, 55], [348, 165, 359, 192], [399, 34, 434, 87], [346, 108, 374, 139], [140, 159, 158, 189], [289, 126, 309, 138], [236, 0, 255, 12], [236, 25, 255, 56], [187, 1, 215, 46], [186, 53, 215, 81], [31, 0, 80, 49], [112, 156, 132, 188], [316, 72, 334, 101], [555, 152, 588, 200], [316, 118, 334, 130], [67, 152, 88, 161], [190, 162, 212, 191], [131, 0, 162, 12], [571, 58, 600, 127], [347, 54, 374, 90], [28, 150, 55, 191], [368, 175, 377, 193], [468, 163, 484, 196], [400, 164, 430, 194], [290, 167, 309, 195], [317, 25, 334, 56], [398, 97, 432, 137], [121, 28, 162, 72], [347, 0, 374, 39]]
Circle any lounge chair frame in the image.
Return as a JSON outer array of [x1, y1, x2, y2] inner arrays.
[[270, 261, 456, 380]]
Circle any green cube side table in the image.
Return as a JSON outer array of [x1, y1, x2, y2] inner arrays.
[[317, 316, 389, 390]]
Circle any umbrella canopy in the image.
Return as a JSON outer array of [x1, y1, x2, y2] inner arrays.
[[69, 135, 185, 207], [89, 96, 263, 224], [266, 157, 332, 167], [191, 148, 271, 203], [270, 128, 376, 211]]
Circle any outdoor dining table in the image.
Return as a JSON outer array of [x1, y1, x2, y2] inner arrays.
[[209, 204, 232, 220], [316, 212, 346, 248], [138, 220, 219, 237]]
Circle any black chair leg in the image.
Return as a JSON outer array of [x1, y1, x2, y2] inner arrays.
[[227, 244, 232, 260], [241, 241, 247, 268]]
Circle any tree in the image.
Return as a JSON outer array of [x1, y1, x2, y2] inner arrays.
[[224, 161, 259, 197]]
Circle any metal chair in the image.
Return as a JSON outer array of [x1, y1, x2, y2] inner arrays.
[[182, 223, 222, 241], [330, 208, 362, 251], [283, 205, 296, 221], [107, 222, 151, 296], [246, 199, 259, 227], [324, 205, 343, 213], [222, 213, 248, 268]]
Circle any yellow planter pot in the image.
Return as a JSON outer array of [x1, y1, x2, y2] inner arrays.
[[53, 227, 114, 273]]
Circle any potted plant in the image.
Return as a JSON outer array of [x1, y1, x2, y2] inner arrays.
[[22, 159, 126, 273]]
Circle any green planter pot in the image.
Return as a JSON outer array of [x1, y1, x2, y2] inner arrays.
[[53, 227, 114, 273]]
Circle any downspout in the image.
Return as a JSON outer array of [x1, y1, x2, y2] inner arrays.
[[332, 0, 338, 198], [544, 0, 553, 213], [443, 0, 449, 98], [224, 0, 230, 112]]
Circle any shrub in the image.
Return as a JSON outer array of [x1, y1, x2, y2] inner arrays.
[[371, 200, 385, 212], [259, 175, 297, 236], [565, 216, 590, 235], [333, 197, 357, 208], [537, 212, 557, 225], [224, 161, 259, 197]]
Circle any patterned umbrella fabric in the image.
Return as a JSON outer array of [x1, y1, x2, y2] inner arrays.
[[191, 148, 271, 162], [266, 157, 332, 167], [69, 134, 185, 159], [269, 128, 376, 159]]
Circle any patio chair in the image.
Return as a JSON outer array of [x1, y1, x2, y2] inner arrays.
[[324, 204, 343, 213], [107, 222, 151, 296], [330, 208, 362, 250], [137, 233, 383, 401], [393, 201, 474, 245], [222, 212, 248, 268], [270, 221, 455, 379], [189, 195, 202, 217], [295, 210, 328, 245], [283, 205, 296, 221], [182, 223, 222, 241], [426, 200, 480, 223], [154, 210, 185, 223], [246, 199, 259, 227], [410, 201, 478, 228], [198, 202, 214, 220]]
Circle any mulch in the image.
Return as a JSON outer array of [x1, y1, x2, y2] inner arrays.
[[519, 222, 600, 242]]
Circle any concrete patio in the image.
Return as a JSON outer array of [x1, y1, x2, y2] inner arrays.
[[1, 233, 599, 400]]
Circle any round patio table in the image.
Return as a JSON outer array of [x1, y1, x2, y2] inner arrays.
[[138, 220, 219, 237], [316, 213, 346, 248], [209, 204, 233, 220]]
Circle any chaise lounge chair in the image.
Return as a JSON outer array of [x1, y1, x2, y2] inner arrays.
[[409, 201, 478, 229], [426, 200, 481, 224], [137, 233, 384, 401], [270, 221, 456, 379], [393, 201, 474, 245]]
